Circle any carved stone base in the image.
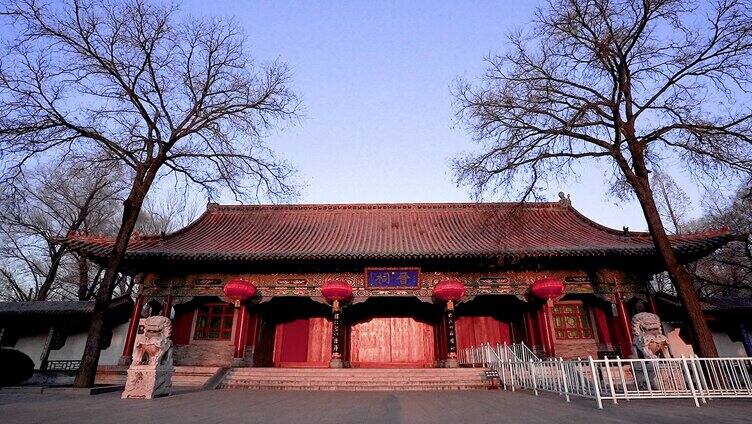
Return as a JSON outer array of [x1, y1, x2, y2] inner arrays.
[[329, 358, 344, 368], [121, 366, 173, 399], [444, 359, 459, 368]]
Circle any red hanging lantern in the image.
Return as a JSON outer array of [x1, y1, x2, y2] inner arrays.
[[531, 277, 564, 303], [433, 279, 466, 310], [321, 278, 352, 310], [223, 279, 257, 307]]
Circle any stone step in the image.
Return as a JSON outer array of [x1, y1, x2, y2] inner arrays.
[[224, 380, 487, 386], [226, 368, 485, 374], [223, 380, 487, 387], [96, 365, 220, 387], [224, 374, 485, 380], [227, 371, 485, 377], [225, 375, 485, 381], [220, 367, 491, 391], [221, 384, 487, 391]]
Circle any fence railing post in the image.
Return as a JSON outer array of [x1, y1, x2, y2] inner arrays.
[[615, 356, 629, 401], [559, 357, 570, 402], [688, 356, 707, 404], [588, 356, 603, 409], [604, 356, 617, 404], [529, 359, 539, 396], [462, 343, 750, 410], [681, 356, 700, 408]]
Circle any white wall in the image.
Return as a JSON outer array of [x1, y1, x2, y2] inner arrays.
[[12, 330, 50, 369], [713, 331, 748, 358], [12, 322, 129, 368]]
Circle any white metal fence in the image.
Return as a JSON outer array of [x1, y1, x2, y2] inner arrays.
[[459, 343, 752, 409]]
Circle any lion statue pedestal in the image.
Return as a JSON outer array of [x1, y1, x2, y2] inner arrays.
[[630, 312, 695, 390], [122, 315, 174, 399]]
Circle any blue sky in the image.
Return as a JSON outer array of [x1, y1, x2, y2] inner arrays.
[[178, 0, 708, 231]]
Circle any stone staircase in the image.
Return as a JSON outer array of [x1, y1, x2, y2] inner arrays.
[[219, 367, 491, 391], [96, 365, 221, 387]]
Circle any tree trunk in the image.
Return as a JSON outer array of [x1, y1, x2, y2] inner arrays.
[[77, 255, 89, 300], [73, 175, 153, 387], [36, 248, 65, 300], [632, 178, 719, 357]]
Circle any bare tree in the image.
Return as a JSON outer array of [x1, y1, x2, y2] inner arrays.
[[136, 181, 204, 234], [0, 159, 124, 301], [454, 0, 752, 356], [688, 184, 752, 296], [651, 171, 691, 235], [0, 0, 299, 386]]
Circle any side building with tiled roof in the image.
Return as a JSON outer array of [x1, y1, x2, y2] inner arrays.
[[67, 199, 737, 368]]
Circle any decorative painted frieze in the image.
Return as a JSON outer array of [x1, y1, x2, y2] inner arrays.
[[141, 267, 647, 300]]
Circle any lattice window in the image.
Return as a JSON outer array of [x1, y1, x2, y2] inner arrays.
[[553, 302, 593, 340], [193, 303, 234, 340]]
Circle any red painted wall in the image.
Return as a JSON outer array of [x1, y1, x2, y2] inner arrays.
[[592, 305, 614, 345], [172, 309, 194, 345], [456, 316, 512, 351]]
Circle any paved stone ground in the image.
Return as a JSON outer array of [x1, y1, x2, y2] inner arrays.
[[0, 388, 750, 423]]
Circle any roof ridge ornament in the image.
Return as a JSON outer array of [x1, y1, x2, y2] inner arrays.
[[558, 192, 572, 206]]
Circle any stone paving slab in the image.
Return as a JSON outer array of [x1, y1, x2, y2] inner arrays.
[[0, 388, 750, 423]]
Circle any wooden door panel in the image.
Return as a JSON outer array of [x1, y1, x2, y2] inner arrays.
[[456, 316, 512, 351], [351, 317, 390, 363], [351, 317, 434, 366], [306, 317, 332, 364], [278, 318, 309, 363], [421, 322, 436, 364], [456, 317, 476, 349]]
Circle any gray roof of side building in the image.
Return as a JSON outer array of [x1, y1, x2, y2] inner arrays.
[[0, 296, 133, 322]]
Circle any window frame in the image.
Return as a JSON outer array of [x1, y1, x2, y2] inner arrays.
[[552, 301, 594, 340], [192, 303, 235, 341]]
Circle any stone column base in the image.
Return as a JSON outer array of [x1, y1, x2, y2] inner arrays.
[[444, 358, 459, 368], [232, 357, 247, 367], [329, 358, 344, 368]]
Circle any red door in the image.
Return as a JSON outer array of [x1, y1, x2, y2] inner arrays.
[[349, 317, 435, 367], [273, 317, 332, 367], [455, 316, 512, 351], [278, 319, 309, 363]]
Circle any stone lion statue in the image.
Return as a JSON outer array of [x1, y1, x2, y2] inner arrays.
[[133, 315, 173, 366], [123, 314, 174, 399], [631, 312, 670, 359]]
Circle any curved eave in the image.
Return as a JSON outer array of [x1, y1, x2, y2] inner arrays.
[[68, 233, 735, 266]]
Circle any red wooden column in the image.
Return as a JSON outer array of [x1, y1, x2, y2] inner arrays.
[[233, 305, 250, 364], [647, 292, 659, 315], [537, 301, 556, 358], [445, 302, 459, 367], [118, 294, 144, 365], [321, 279, 353, 368], [162, 294, 173, 318], [531, 278, 564, 359], [330, 304, 343, 367], [433, 279, 465, 368], [223, 279, 258, 366], [524, 310, 539, 350], [614, 291, 633, 357]]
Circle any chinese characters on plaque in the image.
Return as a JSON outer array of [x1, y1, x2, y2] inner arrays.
[[366, 268, 420, 288]]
